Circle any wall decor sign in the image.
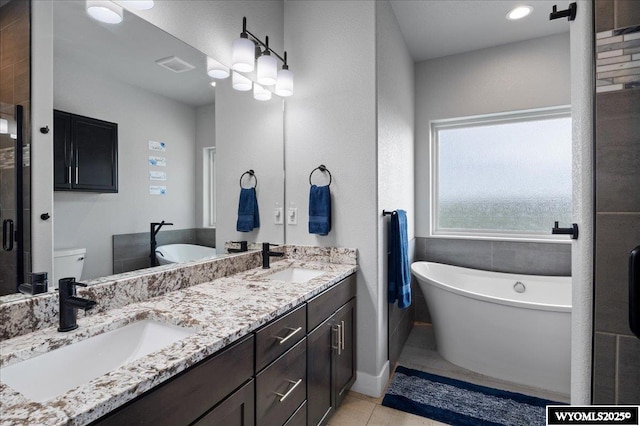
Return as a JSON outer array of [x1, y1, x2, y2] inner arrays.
[[148, 156, 166, 167], [149, 171, 167, 181], [149, 185, 167, 195], [148, 140, 166, 152]]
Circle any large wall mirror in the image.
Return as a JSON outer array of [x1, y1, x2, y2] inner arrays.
[[0, 1, 284, 297]]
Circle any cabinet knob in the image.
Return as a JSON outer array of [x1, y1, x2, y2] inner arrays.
[[40, 126, 50, 134]]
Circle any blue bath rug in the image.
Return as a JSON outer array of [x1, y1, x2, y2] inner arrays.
[[382, 366, 563, 426]]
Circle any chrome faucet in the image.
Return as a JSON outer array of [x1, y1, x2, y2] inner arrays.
[[150, 221, 174, 266], [262, 242, 284, 269], [58, 278, 97, 332]]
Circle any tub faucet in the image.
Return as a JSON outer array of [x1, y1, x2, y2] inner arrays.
[[262, 242, 284, 269], [150, 221, 173, 266], [58, 278, 97, 332], [228, 240, 248, 253]]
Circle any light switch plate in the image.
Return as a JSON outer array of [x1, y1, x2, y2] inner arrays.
[[274, 207, 283, 225], [287, 207, 297, 225]]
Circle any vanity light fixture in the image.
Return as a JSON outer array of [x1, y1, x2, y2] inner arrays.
[[506, 5, 533, 20], [232, 17, 294, 96], [120, 0, 154, 10], [207, 57, 230, 79], [232, 71, 253, 91], [86, 0, 123, 24], [0, 118, 8, 134], [253, 84, 272, 101]]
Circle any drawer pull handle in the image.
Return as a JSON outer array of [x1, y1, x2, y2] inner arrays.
[[341, 320, 345, 351], [274, 378, 303, 402], [336, 324, 342, 355], [274, 326, 302, 345]]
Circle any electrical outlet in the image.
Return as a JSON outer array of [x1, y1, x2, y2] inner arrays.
[[287, 207, 297, 225]]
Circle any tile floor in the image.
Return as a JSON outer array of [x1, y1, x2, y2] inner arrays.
[[329, 323, 570, 425]]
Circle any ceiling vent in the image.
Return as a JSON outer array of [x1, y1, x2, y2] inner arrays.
[[155, 56, 195, 73]]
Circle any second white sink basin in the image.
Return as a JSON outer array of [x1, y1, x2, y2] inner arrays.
[[0, 319, 195, 402], [266, 268, 325, 283]]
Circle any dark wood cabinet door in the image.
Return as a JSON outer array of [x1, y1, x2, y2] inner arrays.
[[53, 110, 118, 193], [306, 316, 335, 426], [192, 379, 254, 426], [333, 298, 356, 408], [72, 115, 118, 192], [53, 110, 72, 190]]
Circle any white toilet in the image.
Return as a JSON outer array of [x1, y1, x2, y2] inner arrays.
[[53, 248, 86, 289]]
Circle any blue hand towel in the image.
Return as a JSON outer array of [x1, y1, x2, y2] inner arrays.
[[309, 184, 331, 235], [388, 210, 411, 309], [236, 187, 260, 232]]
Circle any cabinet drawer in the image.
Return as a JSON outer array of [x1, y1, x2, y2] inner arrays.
[[255, 304, 306, 372], [284, 401, 307, 426], [93, 335, 254, 426], [307, 274, 356, 331], [256, 338, 307, 426]]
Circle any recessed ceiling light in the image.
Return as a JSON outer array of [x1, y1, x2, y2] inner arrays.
[[506, 5, 533, 20], [86, 0, 123, 24], [121, 1, 154, 10], [210, 81, 217, 87]]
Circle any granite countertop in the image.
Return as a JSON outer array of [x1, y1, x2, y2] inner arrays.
[[0, 259, 357, 426]]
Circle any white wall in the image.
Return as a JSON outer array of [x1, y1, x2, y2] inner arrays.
[[415, 32, 571, 237], [215, 80, 285, 247], [53, 59, 197, 279], [376, 0, 415, 371], [284, 0, 383, 394]]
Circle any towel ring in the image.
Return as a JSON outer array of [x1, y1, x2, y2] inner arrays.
[[309, 165, 332, 186], [239, 170, 257, 189]]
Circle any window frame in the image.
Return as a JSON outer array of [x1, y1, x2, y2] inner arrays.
[[202, 146, 216, 228], [429, 106, 572, 243]]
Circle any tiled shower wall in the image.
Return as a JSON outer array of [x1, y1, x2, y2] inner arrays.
[[0, 0, 31, 295], [592, 0, 640, 405]]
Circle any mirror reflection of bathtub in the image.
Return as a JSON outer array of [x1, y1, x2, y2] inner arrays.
[[155, 244, 222, 265]]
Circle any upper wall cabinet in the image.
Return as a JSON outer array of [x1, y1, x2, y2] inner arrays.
[[54, 110, 118, 193]]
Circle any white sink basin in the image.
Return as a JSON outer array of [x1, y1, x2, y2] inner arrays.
[[266, 268, 325, 283], [0, 319, 195, 402]]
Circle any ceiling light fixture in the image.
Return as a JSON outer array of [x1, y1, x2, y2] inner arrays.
[[210, 81, 217, 88], [232, 71, 253, 91], [120, 0, 154, 10], [232, 17, 293, 96], [506, 5, 533, 20], [86, 0, 123, 24], [253, 84, 272, 101], [207, 57, 230, 79]]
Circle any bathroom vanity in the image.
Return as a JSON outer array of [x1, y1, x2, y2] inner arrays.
[[0, 246, 357, 426]]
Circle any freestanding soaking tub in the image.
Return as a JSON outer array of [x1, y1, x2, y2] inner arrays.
[[411, 261, 571, 395], [155, 244, 221, 265]]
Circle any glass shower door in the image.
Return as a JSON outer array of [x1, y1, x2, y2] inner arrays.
[[0, 104, 25, 295]]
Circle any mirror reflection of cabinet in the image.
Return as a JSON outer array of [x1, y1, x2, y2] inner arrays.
[[54, 110, 118, 193]]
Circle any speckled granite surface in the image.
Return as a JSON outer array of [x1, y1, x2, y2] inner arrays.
[[0, 247, 357, 426]]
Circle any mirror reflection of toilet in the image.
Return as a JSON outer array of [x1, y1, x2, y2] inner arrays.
[[53, 248, 86, 290]]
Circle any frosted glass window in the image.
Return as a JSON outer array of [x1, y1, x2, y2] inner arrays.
[[432, 109, 571, 238]]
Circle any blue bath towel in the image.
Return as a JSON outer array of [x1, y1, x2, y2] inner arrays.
[[388, 210, 411, 309], [309, 184, 331, 235], [236, 187, 260, 232]]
